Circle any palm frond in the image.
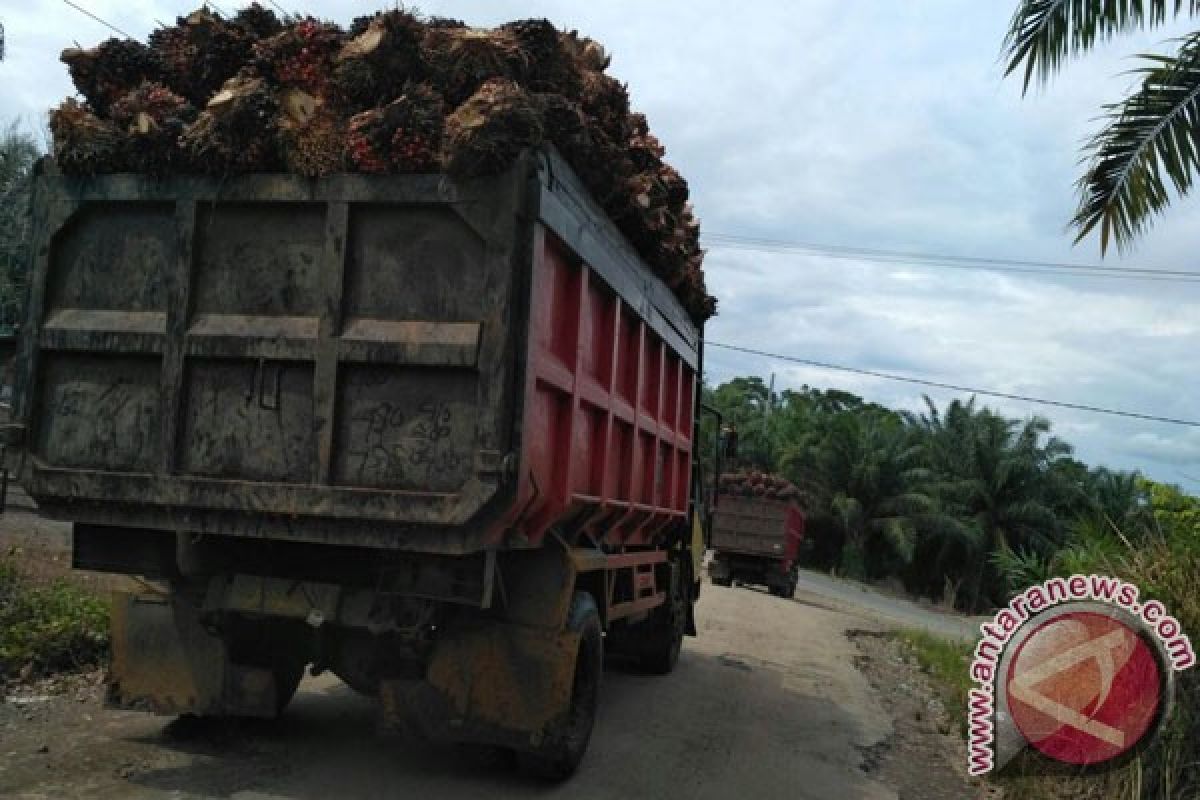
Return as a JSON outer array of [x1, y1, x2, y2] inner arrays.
[[1002, 0, 1198, 93], [1072, 33, 1200, 252], [872, 516, 917, 563]]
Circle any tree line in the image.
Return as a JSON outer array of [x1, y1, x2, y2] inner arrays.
[[703, 376, 1199, 614]]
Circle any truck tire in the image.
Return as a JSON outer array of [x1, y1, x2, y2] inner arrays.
[[519, 591, 602, 781], [273, 662, 305, 715], [639, 560, 687, 675]]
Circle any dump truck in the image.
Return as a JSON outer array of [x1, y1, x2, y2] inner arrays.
[[2, 149, 712, 779], [708, 492, 804, 598]]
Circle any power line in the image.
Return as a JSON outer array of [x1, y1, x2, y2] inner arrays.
[[703, 233, 1200, 284], [706, 341, 1200, 428], [60, 0, 133, 38], [264, 0, 294, 19], [705, 233, 1200, 277]]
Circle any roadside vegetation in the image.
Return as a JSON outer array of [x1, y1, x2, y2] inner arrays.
[[0, 558, 109, 685], [713, 372, 1200, 799], [896, 629, 972, 730], [0, 120, 38, 331]]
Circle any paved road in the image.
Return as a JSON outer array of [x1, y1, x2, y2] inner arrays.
[[792, 569, 985, 642], [1, 579, 925, 800]]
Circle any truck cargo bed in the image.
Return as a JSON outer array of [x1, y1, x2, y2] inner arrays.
[[10, 150, 700, 554]]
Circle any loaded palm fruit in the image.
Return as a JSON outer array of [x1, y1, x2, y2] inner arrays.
[[49, 7, 717, 321], [579, 70, 630, 145], [445, 78, 543, 177], [501, 19, 583, 99], [423, 26, 528, 107], [49, 99, 126, 174], [346, 85, 445, 174], [148, 10, 255, 107], [718, 470, 802, 502], [179, 71, 283, 173], [108, 81, 196, 174], [279, 90, 343, 177], [331, 10, 427, 112], [231, 3, 285, 40], [253, 18, 343, 95], [60, 39, 162, 117]]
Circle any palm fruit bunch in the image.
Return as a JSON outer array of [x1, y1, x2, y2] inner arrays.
[[108, 82, 196, 174], [50, 6, 716, 321], [719, 470, 802, 502], [147, 9, 257, 107], [501, 19, 583, 98], [346, 85, 445, 174], [279, 90, 343, 177], [179, 71, 283, 173], [252, 18, 343, 95], [331, 10, 427, 112], [422, 26, 529, 106], [60, 39, 162, 116], [48, 99, 126, 174], [444, 78, 544, 176], [579, 70, 630, 145], [231, 3, 285, 40]]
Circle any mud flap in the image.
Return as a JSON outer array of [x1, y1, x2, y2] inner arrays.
[[380, 621, 581, 749], [108, 591, 278, 717]]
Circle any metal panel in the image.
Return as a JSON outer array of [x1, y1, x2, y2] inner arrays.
[[15, 151, 700, 556]]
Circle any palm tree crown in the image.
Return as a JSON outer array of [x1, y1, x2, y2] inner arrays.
[[1004, 0, 1200, 252]]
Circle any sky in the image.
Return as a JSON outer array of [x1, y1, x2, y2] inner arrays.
[[1, 1, 1198, 485]]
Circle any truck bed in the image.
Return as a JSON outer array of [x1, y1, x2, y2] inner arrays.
[[9, 150, 700, 554], [710, 496, 802, 560]]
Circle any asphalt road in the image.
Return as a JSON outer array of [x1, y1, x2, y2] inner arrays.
[[0, 576, 958, 800], [793, 569, 985, 642], [1, 490, 982, 799]]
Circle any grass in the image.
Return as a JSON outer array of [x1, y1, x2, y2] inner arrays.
[[896, 628, 973, 726], [0, 557, 109, 682]]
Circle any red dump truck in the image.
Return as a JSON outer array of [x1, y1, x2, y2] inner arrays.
[[3, 149, 711, 778], [708, 490, 804, 598]]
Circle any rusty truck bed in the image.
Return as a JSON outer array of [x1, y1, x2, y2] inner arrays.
[[9, 150, 700, 554]]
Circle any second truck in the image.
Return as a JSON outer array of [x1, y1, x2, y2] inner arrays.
[[708, 472, 805, 598]]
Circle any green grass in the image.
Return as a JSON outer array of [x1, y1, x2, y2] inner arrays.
[[0, 558, 109, 682], [896, 629, 974, 727]]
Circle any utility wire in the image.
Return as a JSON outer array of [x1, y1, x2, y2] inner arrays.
[[60, 0, 133, 38], [703, 233, 1200, 284], [706, 341, 1200, 428], [264, 0, 294, 19]]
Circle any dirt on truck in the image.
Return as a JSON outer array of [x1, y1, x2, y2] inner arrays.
[[708, 472, 805, 598], [2, 147, 714, 780]]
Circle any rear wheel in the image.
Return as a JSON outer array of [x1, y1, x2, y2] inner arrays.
[[639, 560, 687, 675], [273, 662, 305, 714], [518, 592, 602, 781]]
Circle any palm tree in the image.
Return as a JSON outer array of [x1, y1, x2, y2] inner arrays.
[[787, 411, 938, 580], [906, 396, 1071, 609], [0, 122, 40, 329], [1004, 1, 1200, 252]]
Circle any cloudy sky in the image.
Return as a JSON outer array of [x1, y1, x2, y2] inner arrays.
[[2, 1, 1198, 484]]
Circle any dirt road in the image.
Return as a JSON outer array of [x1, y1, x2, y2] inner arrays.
[[1, 565, 984, 800]]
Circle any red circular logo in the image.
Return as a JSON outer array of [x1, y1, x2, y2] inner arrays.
[[1006, 610, 1163, 766]]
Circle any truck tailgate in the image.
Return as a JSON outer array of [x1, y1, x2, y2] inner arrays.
[[711, 496, 793, 557], [15, 167, 531, 544]]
